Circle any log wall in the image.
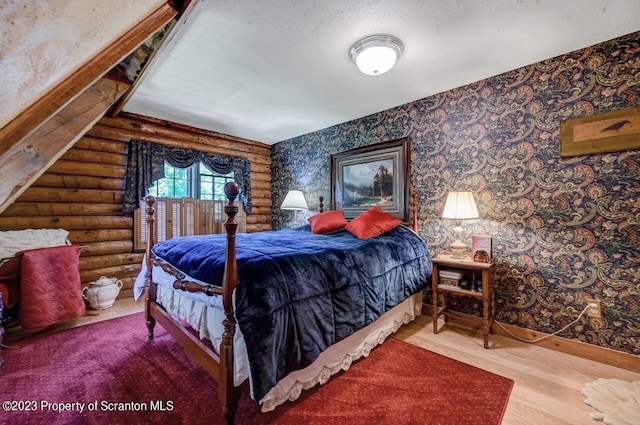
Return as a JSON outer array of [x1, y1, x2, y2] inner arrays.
[[0, 114, 272, 300]]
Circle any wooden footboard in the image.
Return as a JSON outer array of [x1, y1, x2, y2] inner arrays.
[[143, 182, 243, 424]]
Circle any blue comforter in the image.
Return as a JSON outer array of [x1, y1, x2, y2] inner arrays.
[[153, 224, 432, 400]]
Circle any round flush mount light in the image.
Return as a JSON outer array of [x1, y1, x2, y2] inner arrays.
[[349, 34, 404, 76]]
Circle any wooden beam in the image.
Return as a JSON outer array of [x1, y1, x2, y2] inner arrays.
[[108, 19, 179, 117], [78, 253, 144, 271], [116, 112, 269, 149], [89, 121, 272, 162], [0, 2, 177, 157], [33, 174, 126, 191], [80, 264, 141, 283], [0, 215, 132, 232], [68, 229, 133, 244], [0, 77, 130, 215], [110, 0, 195, 116], [79, 240, 134, 257], [47, 161, 126, 179], [61, 148, 127, 166], [18, 187, 125, 204], [3, 202, 125, 217], [75, 137, 129, 154]]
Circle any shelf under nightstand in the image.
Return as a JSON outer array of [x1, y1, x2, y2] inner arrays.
[[431, 256, 496, 348]]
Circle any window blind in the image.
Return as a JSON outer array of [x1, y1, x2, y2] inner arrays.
[[133, 198, 246, 251]]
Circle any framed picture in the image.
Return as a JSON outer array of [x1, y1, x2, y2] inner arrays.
[[559, 106, 640, 157], [330, 138, 410, 221]]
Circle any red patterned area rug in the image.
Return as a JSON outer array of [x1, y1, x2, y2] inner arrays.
[[1, 312, 513, 425]]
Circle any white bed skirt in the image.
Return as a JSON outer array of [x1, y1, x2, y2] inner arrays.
[[259, 292, 422, 412], [136, 262, 422, 412]]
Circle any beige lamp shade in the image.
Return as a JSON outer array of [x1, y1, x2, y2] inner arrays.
[[442, 191, 479, 220], [442, 191, 479, 258], [280, 190, 308, 211]]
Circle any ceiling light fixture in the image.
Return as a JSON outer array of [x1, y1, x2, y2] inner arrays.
[[349, 34, 404, 76]]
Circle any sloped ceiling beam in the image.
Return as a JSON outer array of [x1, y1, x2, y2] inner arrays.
[[0, 1, 182, 214], [0, 77, 130, 215], [110, 0, 196, 117], [0, 3, 178, 157]]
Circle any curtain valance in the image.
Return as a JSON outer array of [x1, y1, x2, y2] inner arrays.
[[123, 140, 251, 213]]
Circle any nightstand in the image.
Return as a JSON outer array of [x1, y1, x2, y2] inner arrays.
[[431, 256, 496, 348]]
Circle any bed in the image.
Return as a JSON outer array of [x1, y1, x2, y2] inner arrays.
[[135, 182, 432, 423]]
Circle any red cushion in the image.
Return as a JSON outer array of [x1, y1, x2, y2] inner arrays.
[[345, 206, 403, 239], [308, 210, 348, 234], [18, 245, 85, 333]]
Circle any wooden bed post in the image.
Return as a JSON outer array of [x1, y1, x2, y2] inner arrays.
[[220, 182, 241, 424], [144, 196, 157, 341], [319, 195, 324, 213], [411, 190, 419, 232]]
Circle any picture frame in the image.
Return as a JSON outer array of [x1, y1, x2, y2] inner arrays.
[[471, 235, 492, 262], [559, 106, 640, 157], [330, 138, 410, 221]]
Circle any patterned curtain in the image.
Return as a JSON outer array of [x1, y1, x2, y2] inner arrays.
[[123, 140, 252, 213]]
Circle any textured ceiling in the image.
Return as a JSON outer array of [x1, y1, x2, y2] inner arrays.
[[122, 0, 640, 145]]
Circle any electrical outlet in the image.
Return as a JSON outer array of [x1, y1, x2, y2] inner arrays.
[[586, 299, 602, 318]]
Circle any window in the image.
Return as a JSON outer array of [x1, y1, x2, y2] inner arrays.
[[198, 164, 236, 201], [149, 163, 190, 198], [148, 162, 234, 200], [134, 162, 245, 251]]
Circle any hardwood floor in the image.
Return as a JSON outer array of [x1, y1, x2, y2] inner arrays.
[[6, 298, 636, 424], [396, 314, 639, 425]]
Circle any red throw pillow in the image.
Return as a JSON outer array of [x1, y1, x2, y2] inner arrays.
[[308, 210, 348, 234], [345, 206, 402, 239]]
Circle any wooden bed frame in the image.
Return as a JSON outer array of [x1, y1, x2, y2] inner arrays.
[[143, 182, 420, 424]]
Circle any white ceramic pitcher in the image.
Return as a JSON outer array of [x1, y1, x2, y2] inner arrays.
[[82, 276, 123, 310]]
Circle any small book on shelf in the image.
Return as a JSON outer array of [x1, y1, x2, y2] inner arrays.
[[471, 235, 492, 262], [439, 269, 464, 280], [439, 268, 464, 287]]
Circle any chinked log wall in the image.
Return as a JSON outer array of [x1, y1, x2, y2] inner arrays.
[[0, 114, 272, 300]]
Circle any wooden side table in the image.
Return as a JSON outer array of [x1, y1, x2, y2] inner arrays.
[[431, 256, 496, 348]]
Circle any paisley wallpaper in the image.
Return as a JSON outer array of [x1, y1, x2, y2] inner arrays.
[[271, 32, 640, 356]]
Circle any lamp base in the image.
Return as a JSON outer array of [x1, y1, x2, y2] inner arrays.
[[450, 224, 467, 259], [450, 239, 467, 259]]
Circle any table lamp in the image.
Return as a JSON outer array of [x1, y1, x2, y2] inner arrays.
[[442, 191, 479, 258], [281, 190, 308, 226]]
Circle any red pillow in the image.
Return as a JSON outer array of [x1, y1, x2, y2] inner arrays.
[[345, 206, 402, 239], [308, 210, 348, 234]]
